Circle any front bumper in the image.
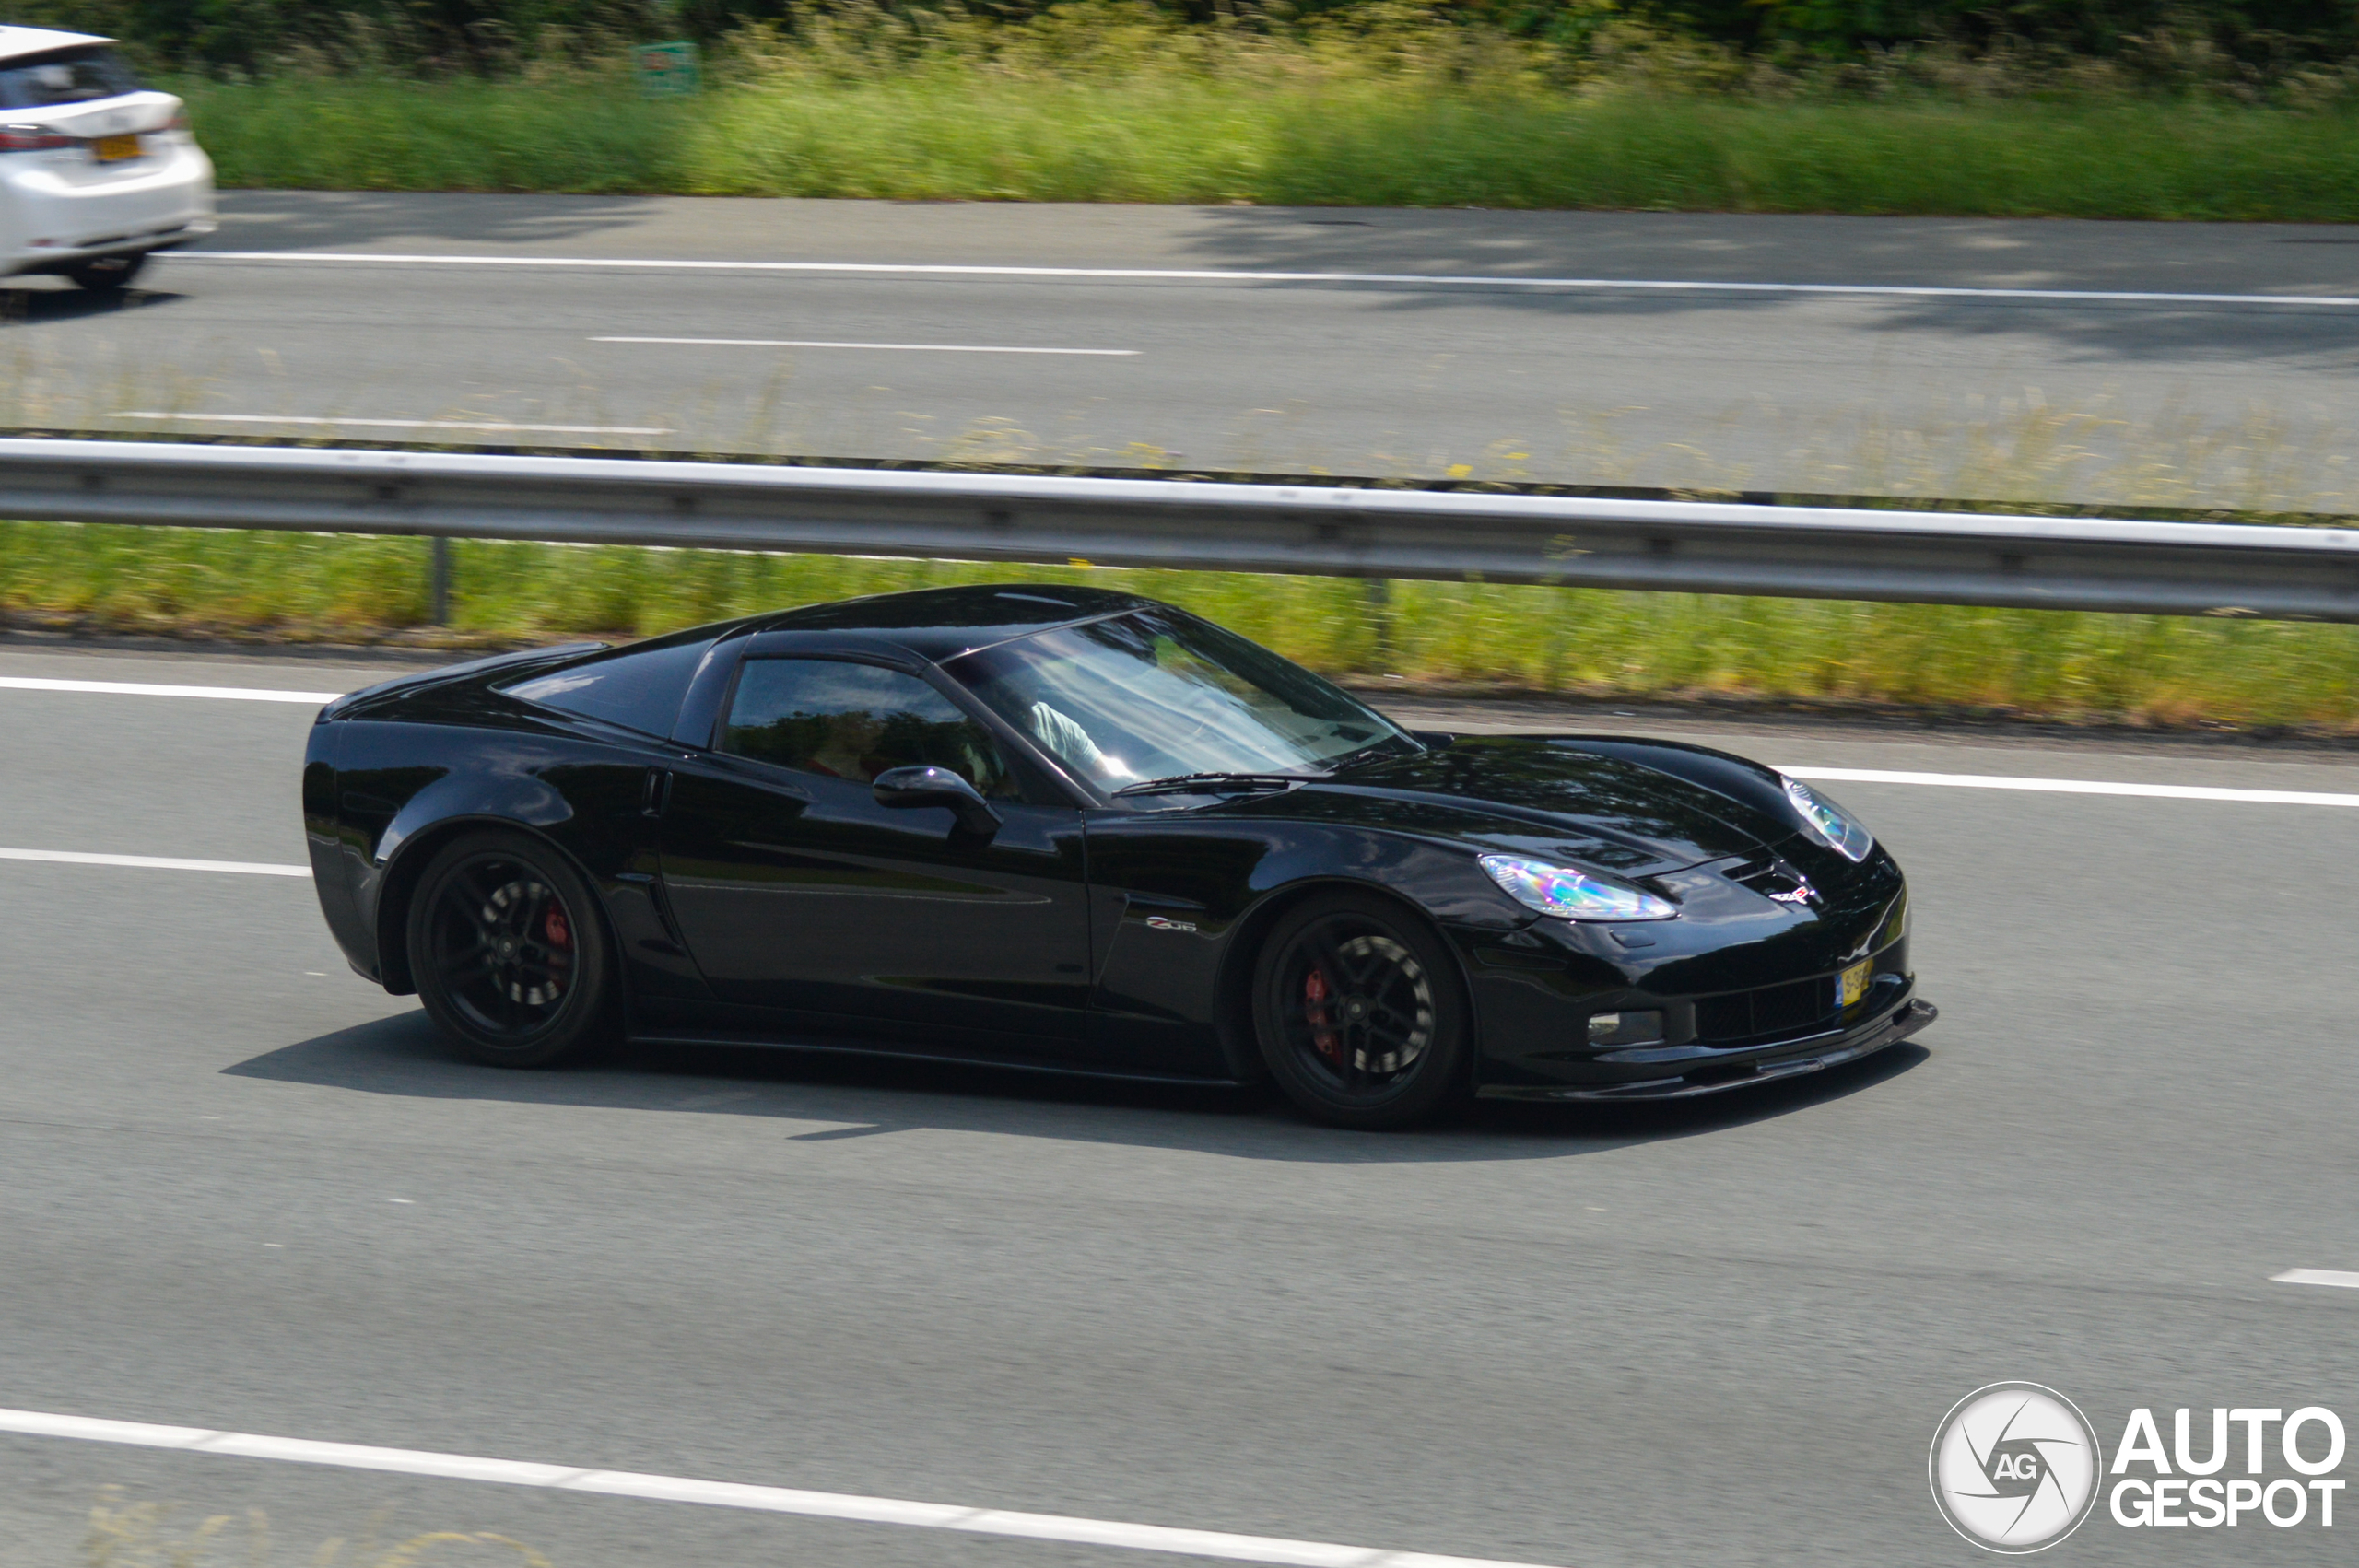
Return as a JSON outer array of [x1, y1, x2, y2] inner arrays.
[[1477, 996, 1937, 1101]]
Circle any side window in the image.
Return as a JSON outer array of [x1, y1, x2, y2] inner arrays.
[[500, 630, 713, 738], [722, 659, 1017, 800]]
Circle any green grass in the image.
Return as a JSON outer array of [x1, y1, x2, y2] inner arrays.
[[7, 520, 2357, 729], [80, 1486, 552, 1568], [164, 10, 2359, 219]]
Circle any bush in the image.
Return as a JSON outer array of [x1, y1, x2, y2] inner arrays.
[[16, 0, 2359, 82]]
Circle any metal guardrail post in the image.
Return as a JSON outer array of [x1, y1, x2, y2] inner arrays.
[[429, 536, 452, 626]]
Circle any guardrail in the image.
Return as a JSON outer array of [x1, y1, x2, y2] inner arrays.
[[4, 437, 2358, 623]]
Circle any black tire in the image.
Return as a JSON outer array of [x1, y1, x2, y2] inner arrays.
[[65, 252, 147, 292], [1251, 890, 1471, 1129], [405, 830, 616, 1068]]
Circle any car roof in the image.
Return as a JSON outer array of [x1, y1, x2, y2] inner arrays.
[[0, 26, 113, 62], [749, 584, 1160, 660]]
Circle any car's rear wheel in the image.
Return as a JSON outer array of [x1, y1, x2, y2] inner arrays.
[[65, 252, 147, 292], [1251, 891, 1470, 1129], [407, 831, 616, 1068]]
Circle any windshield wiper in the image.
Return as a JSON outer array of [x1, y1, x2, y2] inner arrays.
[[1112, 771, 1318, 798], [1324, 738, 1416, 772]]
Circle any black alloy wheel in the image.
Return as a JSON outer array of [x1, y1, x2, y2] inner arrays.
[[65, 252, 147, 292], [1252, 891, 1470, 1129], [406, 831, 616, 1067]]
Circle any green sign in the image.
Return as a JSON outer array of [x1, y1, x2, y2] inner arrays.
[[636, 40, 699, 98]]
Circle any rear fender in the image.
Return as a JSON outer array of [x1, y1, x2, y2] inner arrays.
[[338, 734, 585, 995], [376, 771, 575, 871]]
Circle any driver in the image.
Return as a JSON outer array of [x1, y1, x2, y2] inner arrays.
[[1028, 700, 1128, 780]]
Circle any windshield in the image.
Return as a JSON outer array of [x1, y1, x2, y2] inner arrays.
[[945, 608, 1418, 790], [0, 46, 144, 110]]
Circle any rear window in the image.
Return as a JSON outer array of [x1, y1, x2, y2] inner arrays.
[[499, 630, 714, 739], [0, 46, 144, 111]]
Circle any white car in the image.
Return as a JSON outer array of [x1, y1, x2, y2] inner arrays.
[[0, 25, 213, 291]]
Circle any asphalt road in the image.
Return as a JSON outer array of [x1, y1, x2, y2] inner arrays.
[[4, 193, 2359, 506], [2, 640, 2356, 1566]]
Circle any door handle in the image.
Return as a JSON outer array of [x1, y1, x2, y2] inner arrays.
[[641, 766, 673, 818]]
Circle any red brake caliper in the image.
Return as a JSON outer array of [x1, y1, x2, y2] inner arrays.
[[543, 906, 572, 994], [1305, 966, 1341, 1061]]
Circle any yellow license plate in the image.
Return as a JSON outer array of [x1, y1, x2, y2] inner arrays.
[[1839, 960, 1872, 1009], [92, 134, 141, 162]]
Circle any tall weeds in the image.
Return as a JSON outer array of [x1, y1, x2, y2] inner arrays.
[[165, 3, 2359, 217]]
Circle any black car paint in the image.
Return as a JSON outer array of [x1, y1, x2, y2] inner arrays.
[[304, 585, 1928, 1098]]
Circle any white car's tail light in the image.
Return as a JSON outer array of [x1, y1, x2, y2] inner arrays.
[[0, 125, 76, 152]]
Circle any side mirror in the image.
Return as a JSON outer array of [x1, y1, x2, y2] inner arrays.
[[873, 765, 1003, 837]]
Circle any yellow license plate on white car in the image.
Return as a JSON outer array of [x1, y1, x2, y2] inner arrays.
[[1839, 960, 1872, 1009], [92, 134, 141, 162]]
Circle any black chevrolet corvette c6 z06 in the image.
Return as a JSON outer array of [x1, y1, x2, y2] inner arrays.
[[302, 585, 1933, 1129]]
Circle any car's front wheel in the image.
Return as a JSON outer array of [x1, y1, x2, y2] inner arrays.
[[1251, 891, 1471, 1129], [406, 831, 616, 1068], [65, 252, 147, 292]]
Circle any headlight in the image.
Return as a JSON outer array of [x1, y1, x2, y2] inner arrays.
[[1779, 775, 1874, 862], [1479, 854, 1677, 921]]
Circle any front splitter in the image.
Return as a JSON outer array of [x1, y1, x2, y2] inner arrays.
[[1477, 998, 1939, 1102]]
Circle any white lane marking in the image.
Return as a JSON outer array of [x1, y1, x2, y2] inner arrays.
[[595, 335, 1138, 356], [169, 250, 2359, 309], [1781, 766, 2359, 809], [0, 848, 310, 876], [0, 675, 340, 702], [0, 1406, 1555, 1568], [2274, 1269, 2359, 1289], [112, 412, 673, 435]]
